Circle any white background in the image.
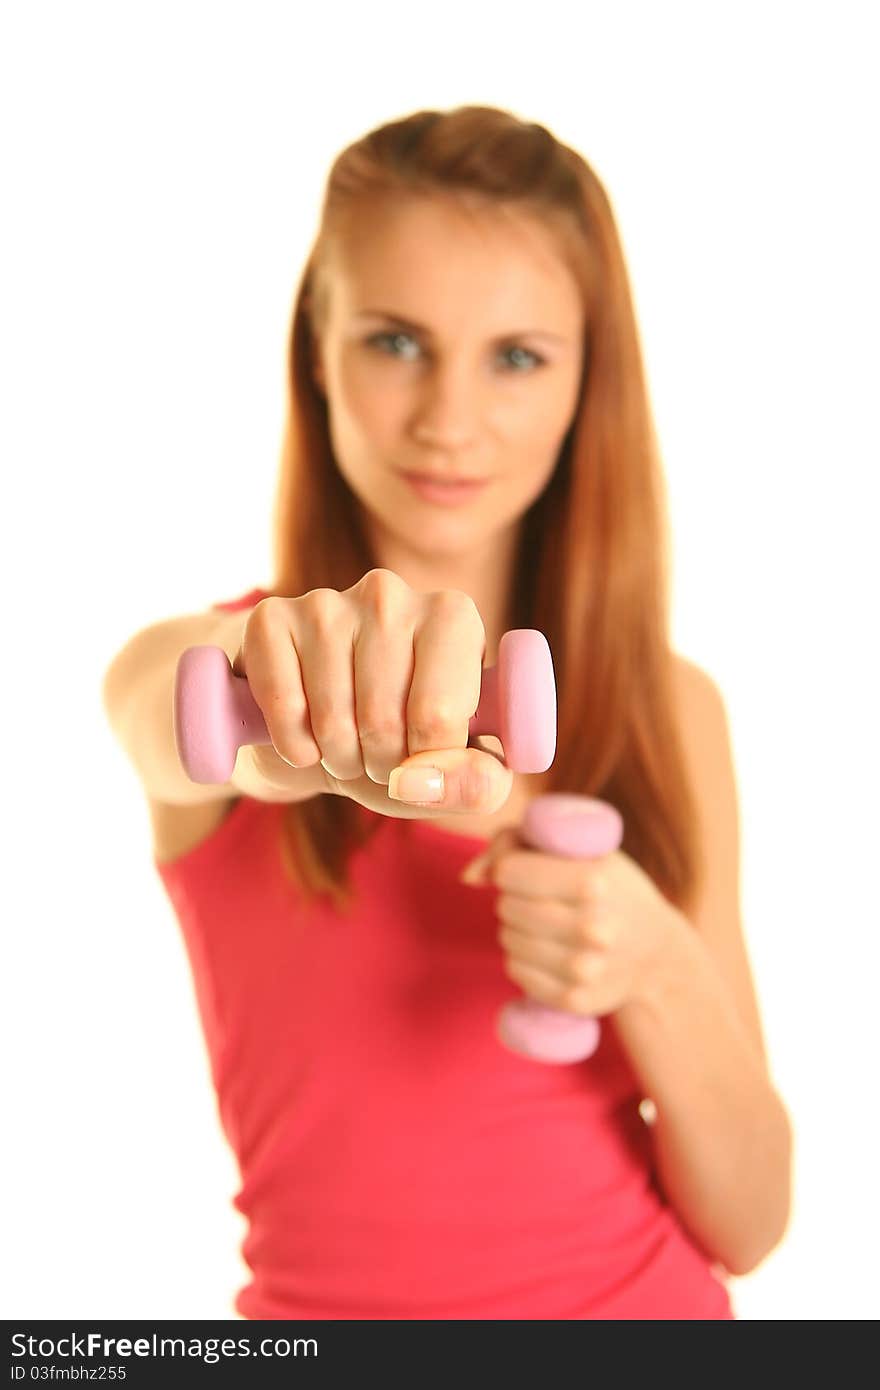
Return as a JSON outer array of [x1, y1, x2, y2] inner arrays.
[[2, 0, 878, 1321]]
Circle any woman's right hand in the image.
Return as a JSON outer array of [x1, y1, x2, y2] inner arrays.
[[231, 568, 515, 819]]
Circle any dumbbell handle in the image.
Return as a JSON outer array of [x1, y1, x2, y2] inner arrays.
[[496, 794, 624, 1064], [173, 628, 556, 784]]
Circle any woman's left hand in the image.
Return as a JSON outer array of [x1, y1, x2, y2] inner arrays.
[[460, 827, 690, 1018]]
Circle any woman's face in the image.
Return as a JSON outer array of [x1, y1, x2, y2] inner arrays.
[[310, 194, 586, 561]]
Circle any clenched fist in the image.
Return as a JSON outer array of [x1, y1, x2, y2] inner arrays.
[[233, 568, 515, 820]]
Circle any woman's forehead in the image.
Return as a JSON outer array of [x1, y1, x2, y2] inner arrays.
[[324, 198, 584, 330]]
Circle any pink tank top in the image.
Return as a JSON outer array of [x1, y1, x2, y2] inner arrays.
[[155, 587, 735, 1319]]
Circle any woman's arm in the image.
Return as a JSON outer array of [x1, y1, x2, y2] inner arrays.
[[612, 924, 792, 1276], [102, 607, 329, 806], [612, 660, 793, 1276]]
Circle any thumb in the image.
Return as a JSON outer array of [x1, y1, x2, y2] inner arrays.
[[459, 824, 521, 886], [387, 743, 514, 817]]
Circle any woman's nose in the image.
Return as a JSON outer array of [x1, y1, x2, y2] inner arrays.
[[411, 362, 483, 448]]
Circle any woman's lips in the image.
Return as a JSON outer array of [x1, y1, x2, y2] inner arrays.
[[399, 472, 489, 506]]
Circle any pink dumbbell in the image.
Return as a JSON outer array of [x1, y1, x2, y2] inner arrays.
[[173, 631, 621, 1064], [174, 630, 557, 783], [496, 794, 623, 1063]]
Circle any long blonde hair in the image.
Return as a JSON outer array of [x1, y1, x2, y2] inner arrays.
[[256, 105, 704, 918]]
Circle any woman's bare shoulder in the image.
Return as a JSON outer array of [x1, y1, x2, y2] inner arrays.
[[149, 797, 240, 865], [672, 651, 723, 703]]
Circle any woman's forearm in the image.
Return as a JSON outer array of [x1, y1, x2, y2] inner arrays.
[[611, 919, 793, 1277]]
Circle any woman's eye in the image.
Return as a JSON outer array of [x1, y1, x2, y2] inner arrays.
[[504, 345, 544, 371], [366, 332, 544, 371], [369, 331, 421, 360]]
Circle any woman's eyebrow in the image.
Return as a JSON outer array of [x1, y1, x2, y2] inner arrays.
[[353, 308, 569, 346]]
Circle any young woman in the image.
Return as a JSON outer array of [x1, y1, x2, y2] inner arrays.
[[103, 104, 792, 1319]]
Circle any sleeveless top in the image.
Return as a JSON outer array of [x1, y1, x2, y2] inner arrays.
[[154, 587, 735, 1319]]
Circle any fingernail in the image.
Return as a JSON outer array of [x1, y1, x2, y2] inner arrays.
[[387, 765, 445, 803]]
